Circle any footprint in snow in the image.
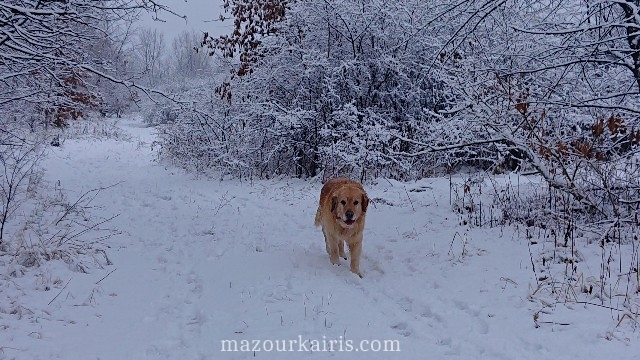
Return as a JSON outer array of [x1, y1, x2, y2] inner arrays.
[[419, 304, 445, 324], [398, 297, 413, 312], [391, 321, 412, 337], [453, 300, 489, 335]]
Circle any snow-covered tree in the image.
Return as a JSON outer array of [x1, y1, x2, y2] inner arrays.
[[185, 0, 451, 180], [161, 0, 640, 218], [134, 27, 167, 86], [0, 0, 179, 125], [171, 30, 213, 79]]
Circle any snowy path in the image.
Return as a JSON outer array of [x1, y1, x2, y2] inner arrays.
[[3, 118, 638, 359]]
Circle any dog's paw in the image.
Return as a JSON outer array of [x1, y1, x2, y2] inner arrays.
[[330, 257, 340, 265], [351, 268, 363, 278]]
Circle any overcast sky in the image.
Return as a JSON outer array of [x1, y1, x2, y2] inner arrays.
[[139, 0, 232, 38]]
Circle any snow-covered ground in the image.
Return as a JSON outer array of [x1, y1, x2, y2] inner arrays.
[[1, 117, 639, 359]]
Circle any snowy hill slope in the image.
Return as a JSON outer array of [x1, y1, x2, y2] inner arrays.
[[1, 117, 638, 359]]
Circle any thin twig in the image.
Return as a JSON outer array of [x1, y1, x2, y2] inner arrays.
[[56, 182, 122, 226], [403, 186, 415, 211], [48, 278, 71, 305], [59, 214, 120, 246], [95, 268, 117, 285], [572, 301, 637, 313]]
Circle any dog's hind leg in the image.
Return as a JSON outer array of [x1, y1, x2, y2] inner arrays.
[[322, 229, 330, 255]]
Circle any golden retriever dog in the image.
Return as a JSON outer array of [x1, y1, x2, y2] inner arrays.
[[314, 178, 369, 278]]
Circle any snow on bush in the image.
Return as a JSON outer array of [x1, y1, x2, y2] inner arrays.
[[1, 128, 117, 276]]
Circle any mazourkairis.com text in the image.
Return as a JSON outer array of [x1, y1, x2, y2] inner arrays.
[[221, 336, 400, 352]]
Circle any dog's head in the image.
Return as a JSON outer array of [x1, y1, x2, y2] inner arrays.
[[331, 186, 369, 229]]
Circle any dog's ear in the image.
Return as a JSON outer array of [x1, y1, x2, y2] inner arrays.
[[331, 196, 338, 214], [361, 193, 369, 212]]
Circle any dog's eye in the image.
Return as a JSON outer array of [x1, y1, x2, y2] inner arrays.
[[340, 200, 346, 205], [354, 201, 359, 205]]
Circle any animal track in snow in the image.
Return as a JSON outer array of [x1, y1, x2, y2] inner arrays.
[[391, 321, 412, 337]]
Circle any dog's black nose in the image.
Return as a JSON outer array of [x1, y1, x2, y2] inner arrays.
[[345, 210, 354, 219]]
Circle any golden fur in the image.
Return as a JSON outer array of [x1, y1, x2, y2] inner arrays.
[[314, 178, 369, 278]]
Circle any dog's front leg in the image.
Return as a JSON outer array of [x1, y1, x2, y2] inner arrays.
[[347, 238, 363, 278], [324, 232, 341, 265], [338, 240, 347, 260]]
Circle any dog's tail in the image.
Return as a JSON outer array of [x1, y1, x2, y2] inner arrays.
[[314, 207, 321, 227]]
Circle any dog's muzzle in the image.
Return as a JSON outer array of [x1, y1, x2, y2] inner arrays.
[[341, 211, 356, 226]]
